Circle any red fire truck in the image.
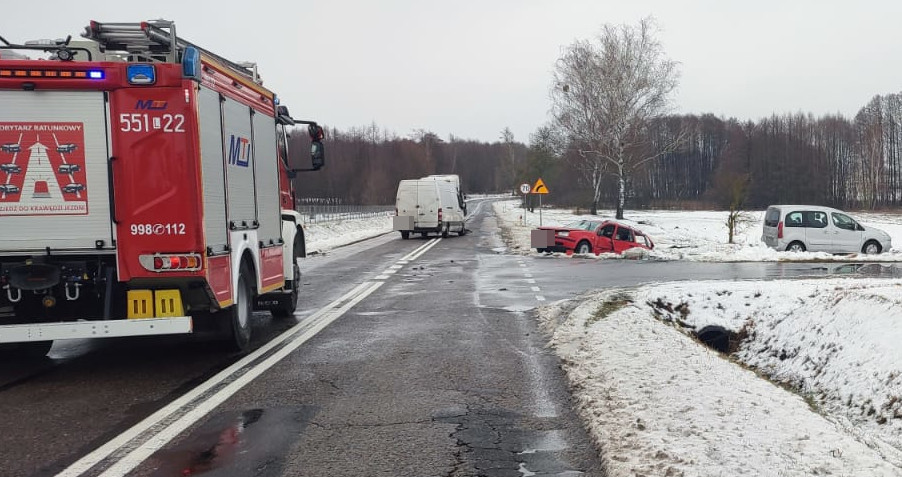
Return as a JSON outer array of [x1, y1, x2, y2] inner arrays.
[[0, 20, 325, 356]]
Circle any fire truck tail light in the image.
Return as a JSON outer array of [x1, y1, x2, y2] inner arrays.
[[127, 64, 156, 85], [139, 253, 203, 272]]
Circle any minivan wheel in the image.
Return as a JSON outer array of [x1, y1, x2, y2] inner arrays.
[[786, 241, 806, 253], [862, 240, 882, 255], [576, 241, 592, 254]]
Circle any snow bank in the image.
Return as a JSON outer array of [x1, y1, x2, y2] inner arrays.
[[539, 288, 902, 475]]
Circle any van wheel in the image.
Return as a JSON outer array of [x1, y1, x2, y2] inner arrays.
[[576, 241, 592, 254], [441, 225, 449, 238], [227, 262, 254, 351], [862, 240, 882, 255], [400, 231, 409, 240], [458, 225, 467, 236], [786, 241, 806, 252]]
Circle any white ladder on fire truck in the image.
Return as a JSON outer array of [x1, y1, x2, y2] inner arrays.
[[82, 20, 261, 83]]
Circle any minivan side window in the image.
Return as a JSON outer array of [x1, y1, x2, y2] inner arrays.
[[831, 212, 858, 231], [804, 211, 828, 228], [784, 212, 804, 227]]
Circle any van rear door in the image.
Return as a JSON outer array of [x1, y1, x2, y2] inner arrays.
[[761, 207, 781, 247], [415, 180, 440, 229]]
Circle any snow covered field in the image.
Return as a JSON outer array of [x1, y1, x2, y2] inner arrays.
[[489, 200, 902, 475], [494, 200, 902, 262]]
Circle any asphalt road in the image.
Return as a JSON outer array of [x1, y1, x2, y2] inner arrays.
[[0, 198, 895, 477]]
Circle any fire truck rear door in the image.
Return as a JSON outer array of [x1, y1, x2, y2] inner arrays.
[[0, 90, 113, 253]]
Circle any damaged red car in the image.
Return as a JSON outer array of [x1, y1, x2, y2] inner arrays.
[[535, 219, 654, 255]]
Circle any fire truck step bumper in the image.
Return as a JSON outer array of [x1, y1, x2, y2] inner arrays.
[[0, 317, 193, 343]]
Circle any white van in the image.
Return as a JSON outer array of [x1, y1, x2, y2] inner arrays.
[[421, 174, 467, 215], [394, 179, 466, 239], [761, 205, 892, 254]]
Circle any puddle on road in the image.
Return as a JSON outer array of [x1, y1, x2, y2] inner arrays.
[[148, 406, 316, 477], [819, 262, 902, 277], [517, 429, 568, 455]]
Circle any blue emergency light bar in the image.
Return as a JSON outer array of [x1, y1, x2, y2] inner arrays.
[[88, 70, 104, 79]]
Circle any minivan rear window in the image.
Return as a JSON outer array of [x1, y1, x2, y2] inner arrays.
[[764, 208, 780, 227]]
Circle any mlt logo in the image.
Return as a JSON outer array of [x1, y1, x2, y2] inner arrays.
[[228, 135, 251, 167], [134, 100, 168, 110]]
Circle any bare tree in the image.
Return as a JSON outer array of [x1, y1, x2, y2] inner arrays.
[[550, 17, 680, 218]]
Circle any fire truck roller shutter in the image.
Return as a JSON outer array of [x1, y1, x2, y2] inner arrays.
[[252, 111, 280, 244], [221, 97, 256, 230], [0, 90, 113, 252], [197, 87, 228, 251]]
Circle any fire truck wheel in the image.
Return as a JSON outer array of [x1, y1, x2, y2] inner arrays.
[[228, 264, 254, 351], [271, 258, 300, 319]]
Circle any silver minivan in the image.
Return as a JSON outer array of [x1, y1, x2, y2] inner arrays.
[[762, 205, 892, 254]]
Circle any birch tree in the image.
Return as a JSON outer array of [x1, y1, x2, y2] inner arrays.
[[550, 17, 679, 218]]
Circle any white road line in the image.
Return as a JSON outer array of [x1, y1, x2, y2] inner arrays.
[[383, 269, 398, 275], [375, 275, 389, 280], [400, 239, 439, 261], [536, 296, 546, 301], [524, 273, 533, 278], [519, 263, 527, 268], [56, 280, 379, 477], [526, 279, 536, 284], [389, 265, 403, 270], [97, 281, 384, 477], [406, 238, 442, 261], [531, 286, 541, 292]]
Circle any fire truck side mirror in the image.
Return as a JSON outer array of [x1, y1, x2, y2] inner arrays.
[[311, 141, 325, 171]]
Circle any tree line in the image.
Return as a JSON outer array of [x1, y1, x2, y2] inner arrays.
[[287, 94, 902, 213]]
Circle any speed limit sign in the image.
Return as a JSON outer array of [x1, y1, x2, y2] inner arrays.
[[519, 183, 531, 194]]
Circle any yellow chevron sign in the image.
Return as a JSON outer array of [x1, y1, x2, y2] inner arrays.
[[531, 178, 549, 194]]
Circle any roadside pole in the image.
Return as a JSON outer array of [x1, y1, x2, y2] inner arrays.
[[518, 183, 531, 226], [531, 178, 549, 227]]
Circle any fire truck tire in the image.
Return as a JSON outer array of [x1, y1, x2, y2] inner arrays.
[[271, 241, 301, 319], [228, 263, 254, 351], [0, 340, 53, 359]]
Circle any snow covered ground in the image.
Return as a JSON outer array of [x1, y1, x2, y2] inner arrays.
[[494, 200, 902, 262], [303, 214, 392, 254]]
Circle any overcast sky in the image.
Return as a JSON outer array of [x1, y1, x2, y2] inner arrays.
[[4, 1, 902, 143]]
